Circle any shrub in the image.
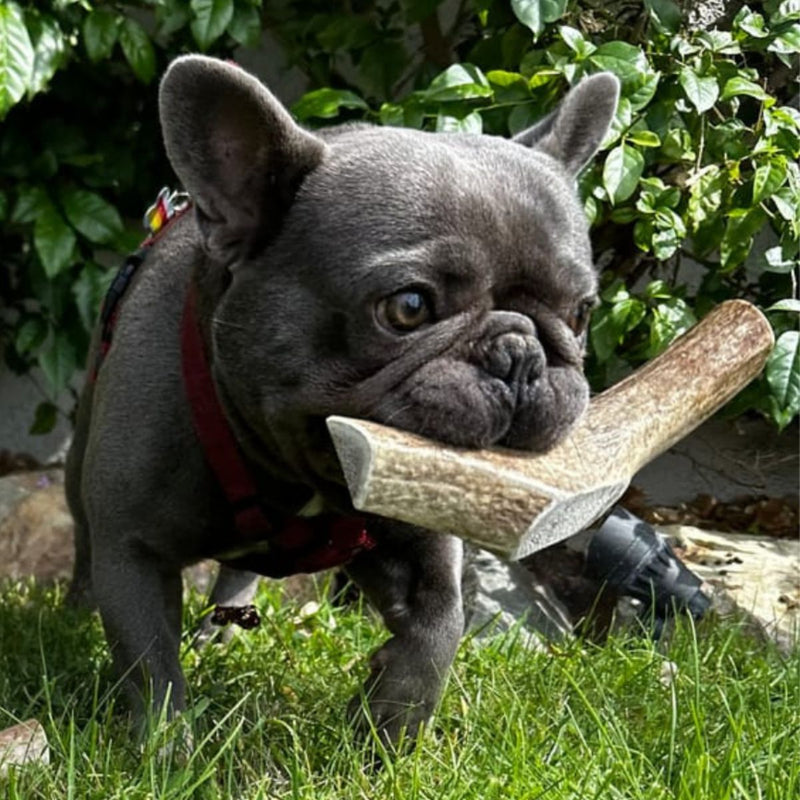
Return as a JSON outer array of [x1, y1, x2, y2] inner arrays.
[[0, 0, 797, 433]]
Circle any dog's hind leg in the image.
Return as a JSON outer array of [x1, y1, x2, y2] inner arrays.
[[91, 541, 186, 728], [65, 522, 94, 609], [64, 384, 96, 609]]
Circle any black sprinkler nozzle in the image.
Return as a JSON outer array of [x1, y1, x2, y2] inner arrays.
[[586, 506, 711, 626]]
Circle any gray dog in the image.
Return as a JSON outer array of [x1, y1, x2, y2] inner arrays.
[[65, 55, 618, 747]]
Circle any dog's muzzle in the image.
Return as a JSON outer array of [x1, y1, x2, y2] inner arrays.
[[471, 311, 547, 391]]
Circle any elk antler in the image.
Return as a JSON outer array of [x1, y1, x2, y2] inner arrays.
[[327, 300, 774, 559]]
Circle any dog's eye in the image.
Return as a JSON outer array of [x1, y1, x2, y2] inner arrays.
[[570, 299, 595, 334], [378, 290, 432, 333]]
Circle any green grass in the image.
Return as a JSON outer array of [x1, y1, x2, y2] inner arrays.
[[1, 577, 798, 799]]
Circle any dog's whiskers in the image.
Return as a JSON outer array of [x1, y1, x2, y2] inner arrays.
[[211, 318, 249, 331]]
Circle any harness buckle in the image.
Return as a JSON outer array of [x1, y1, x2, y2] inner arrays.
[[143, 187, 191, 235]]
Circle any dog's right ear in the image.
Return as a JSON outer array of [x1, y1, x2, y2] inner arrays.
[[513, 73, 619, 176], [159, 55, 326, 263]]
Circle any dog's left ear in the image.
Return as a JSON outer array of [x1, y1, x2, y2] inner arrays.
[[513, 73, 619, 175], [159, 55, 327, 263]]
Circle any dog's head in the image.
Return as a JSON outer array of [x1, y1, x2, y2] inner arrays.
[[159, 57, 618, 492]]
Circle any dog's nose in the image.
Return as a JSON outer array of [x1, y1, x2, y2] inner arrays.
[[475, 311, 545, 387]]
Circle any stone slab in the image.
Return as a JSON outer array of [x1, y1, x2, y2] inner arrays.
[[0, 719, 49, 776]]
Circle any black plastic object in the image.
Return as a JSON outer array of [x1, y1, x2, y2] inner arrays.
[[586, 506, 711, 628]]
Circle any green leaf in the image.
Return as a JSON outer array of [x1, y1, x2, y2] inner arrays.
[[527, 68, 560, 88], [589, 42, 649, 90], [679, 68, 719, 113], [590, 298, 646, 363], [601, 97, 632, 149], [11, 183, 48, 223], [508, 102, 541, 135], [774, 0, 800, 21], [759, 245, 799, 274], [486, 70, 530, 102], [627, 72, 660, 111], [687, 166, 725, 229], [752, 161, 787, 204], [697, 30, 740, 54], [733, 6, 768, 38], [609, 205, 638, 223], [0, 2, 34, 118], [15, 315, 47, 354], [772, 187, 799, 221], [27, 13, 67, 98], [720, 208, 767, 270], [0, 189, 7, 221], [600, 280, 630, 305], [34, 201, 77, 278], [651, 209, 685, 260], [227, 2, 261, 48], [292, 88, 368, 121], [765, 331, 800, 429], [191, 0, 235, 51], [643, 0, 681, 33], [720, 76, 771, 102], [39, 329, 78, 396], [643, 280, 674, 300], [425, 63, 492, 102], [583, 194, 599, 224], [638, 177, 681, 211], [647, 299, 696, 356], [60, 187, 123, 244], [29, 401, 58, 435], [72, 263, 113, 332], [82, 7, 119, 63], [767, 299, 800, 313], [379, 101, 423, 129], [764, 105, 800, 138], [627, 130, 661, 148], [660, 127, 695, 162], [559, 25, 594, 57], [768, 26, 800, 54], [119, 18, 155, 84], [436, 109, 482, 134], [156, 2, 191, 38], [511, 0, 567, 37], [602, 144, 644, 205]]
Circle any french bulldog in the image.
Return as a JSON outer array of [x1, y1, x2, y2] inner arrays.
[[65, 55, 619, 747]]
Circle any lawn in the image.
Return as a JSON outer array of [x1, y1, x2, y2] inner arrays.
[[0, 576, 797, 799]]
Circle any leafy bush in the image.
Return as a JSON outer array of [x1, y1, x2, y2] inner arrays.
[[1, 0, 798, 434]]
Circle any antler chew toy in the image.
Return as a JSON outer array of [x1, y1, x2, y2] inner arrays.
[[326, 300, 774, 560]]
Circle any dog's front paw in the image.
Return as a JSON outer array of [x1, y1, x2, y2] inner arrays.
[[347, 640, 446, 752]]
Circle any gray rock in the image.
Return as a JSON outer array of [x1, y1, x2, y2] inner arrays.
[[463, 547, 573, 648], [0, 719, 49, 776]]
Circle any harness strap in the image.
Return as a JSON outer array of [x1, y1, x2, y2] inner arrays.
[[180, 282, 376, 577], [181, 286, 274, 538], [91, 251, 146, 382], [91, 188, 191, 382]]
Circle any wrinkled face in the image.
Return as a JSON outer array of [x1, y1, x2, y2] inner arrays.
[[212, 127, 597, 490]]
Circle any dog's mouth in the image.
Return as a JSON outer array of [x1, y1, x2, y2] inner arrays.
[[223, 307, 588, 508]]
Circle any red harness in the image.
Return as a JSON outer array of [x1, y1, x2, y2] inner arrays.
[[92, 191, 375, 578]]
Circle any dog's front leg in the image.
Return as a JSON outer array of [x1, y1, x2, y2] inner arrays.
[[91, 541, 185, 728], [345, 523, 464, 749]]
